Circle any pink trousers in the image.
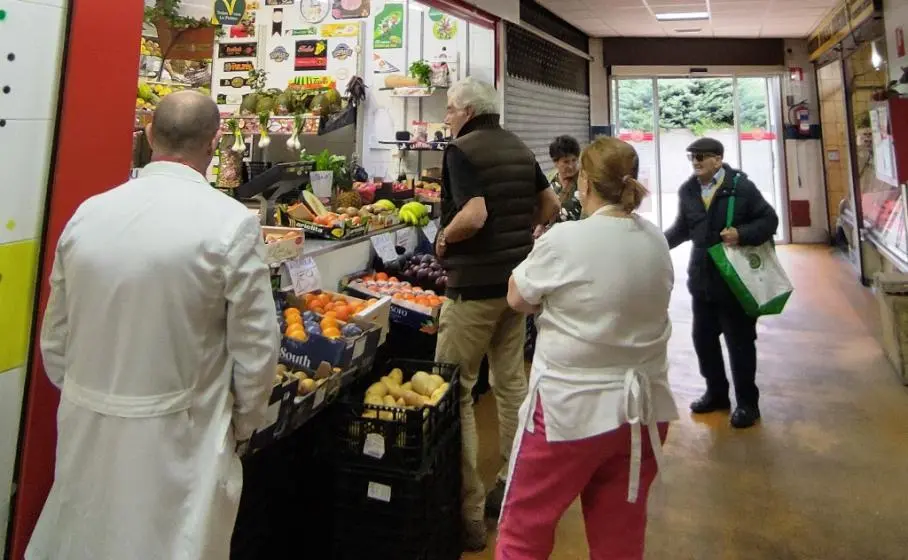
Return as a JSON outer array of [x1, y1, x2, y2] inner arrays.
[[496, 401, 669, 560]]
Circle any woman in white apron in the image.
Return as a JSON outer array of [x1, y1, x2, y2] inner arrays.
[[497, 137, 679, 559]]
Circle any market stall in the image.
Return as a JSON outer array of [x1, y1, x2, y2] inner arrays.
[[127, 1, 499, 558]]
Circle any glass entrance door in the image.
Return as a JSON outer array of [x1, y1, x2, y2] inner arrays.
[[613, 74, 788, 242]]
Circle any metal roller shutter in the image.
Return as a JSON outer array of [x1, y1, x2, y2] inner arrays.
[[503, 76, 590, 174]]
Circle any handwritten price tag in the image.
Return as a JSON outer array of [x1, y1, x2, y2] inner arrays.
[[370, 232, 398, 263], [396, 227, 413, 249], [422, 220, 438, 243], [285, 256, 321, 295]]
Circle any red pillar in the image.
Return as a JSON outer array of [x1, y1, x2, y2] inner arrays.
[[9, 0, 144, 556]]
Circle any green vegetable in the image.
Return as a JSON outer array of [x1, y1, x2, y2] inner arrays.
[[409, 60, 432, 88]]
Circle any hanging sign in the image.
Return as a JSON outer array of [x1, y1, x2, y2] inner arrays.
[[286, 256, 322, 295], [373, 3, 404, 49], [213, 0, 247, 26], [295, 40, 328, 71], [219, 43, 257, 58]]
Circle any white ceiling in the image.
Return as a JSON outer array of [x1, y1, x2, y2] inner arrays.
[[534, 0, 840, 39]]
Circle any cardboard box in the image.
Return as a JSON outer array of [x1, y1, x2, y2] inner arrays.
[[262, 226, 305, 265], [875, 287, 908, 384], [341, 274, 441, 334], [286, 290, 392, 345]]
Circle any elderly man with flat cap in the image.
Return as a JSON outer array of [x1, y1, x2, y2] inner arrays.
[[664, 137, 778, 429], [28, 91, 279, 559]]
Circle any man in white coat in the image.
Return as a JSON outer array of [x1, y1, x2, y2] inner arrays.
[[27, 91, 279, 560]]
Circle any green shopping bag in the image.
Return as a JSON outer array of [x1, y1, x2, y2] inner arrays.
[[707, 180, 793, 318]]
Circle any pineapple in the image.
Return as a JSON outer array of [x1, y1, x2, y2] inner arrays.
[[335, 188, 363, 210]]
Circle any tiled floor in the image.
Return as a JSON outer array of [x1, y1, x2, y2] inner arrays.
[[464, 245, 908, 560]]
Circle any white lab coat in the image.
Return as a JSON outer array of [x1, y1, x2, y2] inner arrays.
[[26, 162, 279, 560]]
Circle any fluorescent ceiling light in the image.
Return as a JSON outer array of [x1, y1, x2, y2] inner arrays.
[[656, 11, 709, 21], [675, 28, 702, 33]]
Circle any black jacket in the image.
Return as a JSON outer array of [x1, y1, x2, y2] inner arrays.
[[665, 164, 779, 301]]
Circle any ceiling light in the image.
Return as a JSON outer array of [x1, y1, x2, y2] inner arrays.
[[656, 11, 709, 22], [675, 28, 702, 33], [871, 41, 883, 70]]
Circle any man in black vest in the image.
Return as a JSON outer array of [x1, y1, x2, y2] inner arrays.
[[665, 138, 778, 430], [434, 77, 561, 552]]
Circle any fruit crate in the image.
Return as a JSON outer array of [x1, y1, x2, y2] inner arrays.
[[332, 426, 462, 560], [331, 359, 460, 471]]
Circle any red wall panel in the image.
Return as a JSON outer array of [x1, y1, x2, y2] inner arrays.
[[9, 0, 144, 557]]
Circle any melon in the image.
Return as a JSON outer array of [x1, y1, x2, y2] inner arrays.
[[302, 190, 329, 217]]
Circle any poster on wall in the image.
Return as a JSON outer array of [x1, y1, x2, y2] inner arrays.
[[372, 52, 400, 73], [332, 0, 371, 19], [295, 40, 329, 71], [213, 0, 247, 25], [300, 0, 332, 23], [429, 8, 458, 40], [373, 3, 404, 49]]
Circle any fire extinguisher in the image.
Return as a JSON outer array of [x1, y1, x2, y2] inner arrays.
[[794, 104, 810, 136]]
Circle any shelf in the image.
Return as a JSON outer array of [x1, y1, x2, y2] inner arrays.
[[379, 140, 448, 152], [379, 86, 447, 97], [303, 223, 409, 259]]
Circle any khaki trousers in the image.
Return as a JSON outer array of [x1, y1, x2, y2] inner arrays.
[[435, 296, 528, 523]]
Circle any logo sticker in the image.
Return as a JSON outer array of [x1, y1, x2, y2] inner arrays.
[[746, 252, 763, 270], [219, 42, 257, 58], [332, 43, 354, 60], [288, 26, 318, 36], [321, 22, 361, 37], [295, 40, 328, 71], [224, 61, 255, 73], [213, 0, 247, 26], [220, 77, 254, 89], [270, 46, 290, 63]]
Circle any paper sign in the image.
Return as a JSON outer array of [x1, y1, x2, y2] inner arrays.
[[422, 221, 438, 243], [313, 386, 326, 408], [370, 232, 398, 263], [395, 227, 412, 248], [367, 481, 392, 502], [286, 256, 321, 295], [363, 433, 386, 460]]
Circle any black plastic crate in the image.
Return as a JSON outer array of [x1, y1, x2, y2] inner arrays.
[[332, 358, 460, 471], [331, 426, 462, 560]]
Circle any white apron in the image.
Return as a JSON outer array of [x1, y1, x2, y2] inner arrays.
[[500, 358, 669, 524]]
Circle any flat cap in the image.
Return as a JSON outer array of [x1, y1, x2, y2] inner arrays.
[[686, 137, 724, 156]]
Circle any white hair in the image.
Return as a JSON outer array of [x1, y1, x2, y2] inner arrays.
[[448, 77, 499, 116]]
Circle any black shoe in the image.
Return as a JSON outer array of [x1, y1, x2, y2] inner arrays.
[[730, 405, 761, 429], [690, 393, 732, 414], [462, 519, 488, 553], [485, 480, 506, 519]]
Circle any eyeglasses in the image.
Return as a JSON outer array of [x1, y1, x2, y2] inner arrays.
[[687, 153, 718, 162]]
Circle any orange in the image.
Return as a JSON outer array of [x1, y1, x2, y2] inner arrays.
[[283, 308, 301, 318], [388, 277, 399, 283], [317, 293, 332, 306], [334, 306, 351, 321], [309, 305, 324, 315], [414, 296, 429, 307], [323, 311, 337, 320], [304, 293, 318, 306], [288, 330, 308, 342], [426, 296, 442, 307], [324, 301, 337, 312], [323, 327, 341, 339], [320, 317, 338, 331], [285, 325, 305, 338], [285, 314, 303, 326], [375, 272, 389, 281]]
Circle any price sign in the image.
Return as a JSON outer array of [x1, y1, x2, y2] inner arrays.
[[395, 227, 413, 249], [422, 220, 438, 243], [370, 232, 398, 263], [285, 256, 321, 295]]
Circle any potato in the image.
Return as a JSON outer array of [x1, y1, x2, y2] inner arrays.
[[411, 372, 433, 397], [276, 364, 289, 376], [366, 382, 389, 399], [388, 368, 404, 385], [383, 395, 397, 407], [402, 390, 428, 408], [363, 393, 383, 418], [295, 371, 309, 381], [396, 397, 407, 407], [401, 382, 413, 392], [298, 378, 316, 395], [428, 382, 449, 405]]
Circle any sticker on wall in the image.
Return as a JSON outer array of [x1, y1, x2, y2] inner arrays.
[[213, 0, 247, 26], [300, 0, 331, 24], [272, 8, 285, 37], [270, 46, 291, 63], [219, 43, 257, 58], [373, 3, 404, 49], [288, 26, 319, 36], [332, 43, 353, 61], [295, 40, 328, 71], [429, 8, 458, 40], [322, 22, 361, 37], [224, 61, 255, 73], [265, 0, 294, 4], [289, 75, 337, 90], [220, 76, 255, 88], [332, 0, 371, 19], [372, 52, 400, 73]]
